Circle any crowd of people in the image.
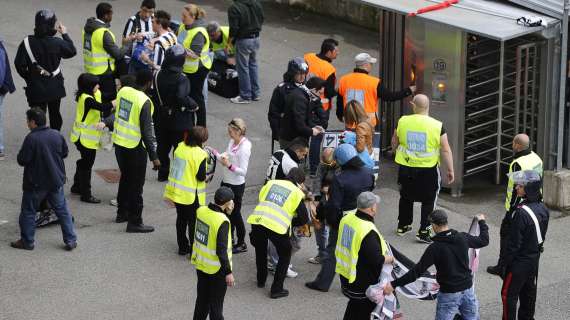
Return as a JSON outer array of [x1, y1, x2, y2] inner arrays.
[[0, 1, 551, 320]]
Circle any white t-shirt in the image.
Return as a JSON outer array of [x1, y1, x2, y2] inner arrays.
[[219, 137, 252, 185]]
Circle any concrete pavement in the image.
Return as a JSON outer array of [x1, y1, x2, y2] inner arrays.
[[0, 1, 568, 319]]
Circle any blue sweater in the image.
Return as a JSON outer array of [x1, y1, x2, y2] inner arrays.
[[17, 126, 68, 191]]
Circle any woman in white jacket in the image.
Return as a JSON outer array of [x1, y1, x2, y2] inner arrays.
[[218, 118, 252, 254]]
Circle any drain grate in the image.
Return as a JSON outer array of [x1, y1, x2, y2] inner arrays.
[[95, 169, 121, 183]]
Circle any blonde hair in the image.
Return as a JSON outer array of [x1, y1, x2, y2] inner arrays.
[[184, 4, 206, 20], [344, 100, 368, 127], [229, 118, 247, 136]]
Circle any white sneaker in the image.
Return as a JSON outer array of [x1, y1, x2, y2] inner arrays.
[[308, 256, 321, 264], [230, 96, 251, 104], [286, 267, 298, 278], [109, 199, 118, 207]]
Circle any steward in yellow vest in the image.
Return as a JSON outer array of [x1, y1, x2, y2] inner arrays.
[[112, 70, 160, 233], [190, 186, 236, 320], [70, 73, 114, 203], [83, 4, 127, 102], [163, 126, 209, 255], [487, 133, 543, 276], [207, 23, 235, 60], [248, 167, 309, 299], [335, 191, 393, 319], [392, 94, 454, 243]]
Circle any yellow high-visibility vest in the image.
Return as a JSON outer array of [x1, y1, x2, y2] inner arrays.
[[178, 25, 212, 73], [395, 114, 442, 168], [191, 206, 232, 274], [163, 142, 208, 205], [70, 90, 103, 149], [210, 26, 234, 55], [505, 151, 543, 211], [112, 86, 154, 149], [247, 179, 305, 235], [83, 27, 116, 75], [335, 212, 387, 283]]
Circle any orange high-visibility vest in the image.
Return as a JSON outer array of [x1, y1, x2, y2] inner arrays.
[[338, 72, 381, 126], [304, 53, 336, 111]]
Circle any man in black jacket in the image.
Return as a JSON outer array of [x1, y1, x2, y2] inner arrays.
[[385, 209, 489, 320], [228, 0, 264, 104], [501, 170, 549, 320], [14, 9, 76, 131], [338, 192, 394, 320], [11, 108, 77, 251], [152, 44, 199, 181]]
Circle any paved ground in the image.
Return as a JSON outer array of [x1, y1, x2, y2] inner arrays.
[[0, 1, 569, 319]]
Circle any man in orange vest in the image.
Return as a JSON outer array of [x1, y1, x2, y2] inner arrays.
[[304, 39, 338, 176], [337, 53, 415, 127]]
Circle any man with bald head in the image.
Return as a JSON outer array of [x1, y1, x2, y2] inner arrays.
[[392, 94, 454, 243], [487, 133, 543, 276]]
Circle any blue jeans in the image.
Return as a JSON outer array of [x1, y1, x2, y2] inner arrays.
[[235, 38, 260, 100], [19, 187, 77, 246], [314, 224, 329, 259], [0, 94, 4, 152], [309, 134, 323, 174], [435, 287, 479, 320]]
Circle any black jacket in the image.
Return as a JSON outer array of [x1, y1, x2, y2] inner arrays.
[[391, 221, 489, 293], [268, 81, 296, 141], [340, 211, 386, 299], [17, 126, 68, 191], [228, 0, 264, 40], [279, 86, 314, 141], [208, 203, 232, 276], [504, 201, 549, 269], [152, 65, 198, 132], [83, 18, 126, 75], [14, 33, 76, 104], [310, 98, 329, 129], [326, 159, 375, 229]]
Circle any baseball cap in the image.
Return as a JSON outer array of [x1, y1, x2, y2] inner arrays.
[[428, 209, 448, 226], [355, 53, 377, 66], [357, 192, 381, 209], [508, 170, 541, 186], [214, 186, 234, 205]]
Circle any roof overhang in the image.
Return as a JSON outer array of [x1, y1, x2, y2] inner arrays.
[[359, 0, 560, 41], [508, 0, 564, 19]]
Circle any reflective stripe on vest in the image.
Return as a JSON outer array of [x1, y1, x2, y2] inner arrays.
[[179, 25, 212, 74], [504, 151, 543, 211], [304, 52, 336, 111], [335, 212, 387, 283], [395, 114, 442, 168], [112, 87, 154, 149], [83, 28, 116, 75], [247, 180, 305, 235], [211, 26, 233, 54], [163, 142, 208, 205], [191, 206, 232, 274], [70, 91, 103, 149], [338, 72, 381, 126]]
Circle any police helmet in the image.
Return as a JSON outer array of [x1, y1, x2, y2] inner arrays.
[[162, 44, 186, 69], [287, 57, 309, 75], [334, 143, 358, 166], [35, 9, 57, 31], [509, 170, 542, 201]]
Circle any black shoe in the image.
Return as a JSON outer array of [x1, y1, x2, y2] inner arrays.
[[232, 243, 247, 254], [178, 248, 190, 256], [64, 242, 77, 251], [270, 289, 289, 299], [487, 265, 502, 276], [126, 223, 155, 233], [257, 282, 265, 288], [157, 174, 168, 182], [305, 281, 328, 292], [70, 186, 80, 195], [416, 230, 433, 244], [10, 239, 34, 250], [115, 216, 128, 223], [80, 196, 101, 204]]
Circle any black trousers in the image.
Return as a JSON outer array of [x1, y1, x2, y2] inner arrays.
[[497, 213, 513, 267], [397, 165, 440, 231], [156, 128, 185, 179], [193, 270, 227, 320], [98, 73, 117, 103], [175, 200, 199, 253], [30, 99, 62, 131], [249, 224, 292, 293], [221, 182, 246, 245], [115, 143, 147, 225], [343, 298, 377, 320], [72, 141, 97, 198], [501, 262, 538, 320], [186, 66, 209, 127]]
